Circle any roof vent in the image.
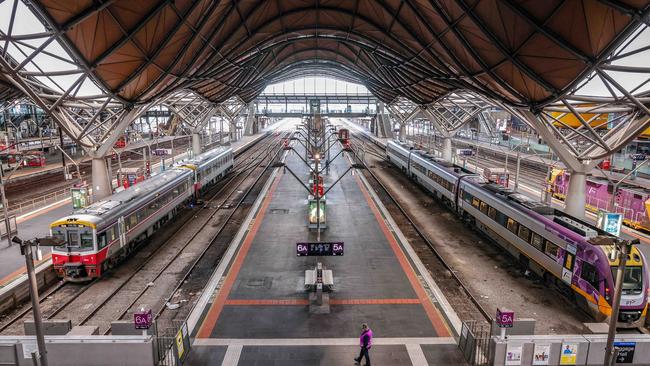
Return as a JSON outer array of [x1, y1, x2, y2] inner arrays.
[[553, 216, 598, 239]]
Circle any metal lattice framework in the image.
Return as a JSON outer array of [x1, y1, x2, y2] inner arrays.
[[0, 0, 648, 165], [420, 91, 499, 137]]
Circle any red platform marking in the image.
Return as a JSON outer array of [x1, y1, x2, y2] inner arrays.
[[353, 174, 452, 337], [223, 298, 421, 306], [196, 176, 281, 338]]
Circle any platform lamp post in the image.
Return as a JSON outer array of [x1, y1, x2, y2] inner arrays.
[[314, 152, 321, 241], [12, 236, 63, 366], [603, 238, 639, 366]]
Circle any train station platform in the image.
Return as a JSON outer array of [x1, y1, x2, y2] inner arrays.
[[186, 135, 465, 365]]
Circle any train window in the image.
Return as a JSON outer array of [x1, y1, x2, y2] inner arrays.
[[496, 211, 507, 226], [127, 214, 137, 229], [488, 207, 497, 220], [530, 233, 544, 251], [98, 233, 107, 249], [479, 201, 489, 214], [109, 226, 116, 241], [517, 225, 531, 242], [506, 218, 519, 234], [544, 241, 560, 260], [472, 198, 480, 208], [80, 231, 94, 249], [581, 261, 599, 290], [52, 227, 65, 242]]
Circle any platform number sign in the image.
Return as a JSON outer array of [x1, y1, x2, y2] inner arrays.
[[134, 309, 152, 330], [297, 242, 344, 256], [496, 308, 514, 328]]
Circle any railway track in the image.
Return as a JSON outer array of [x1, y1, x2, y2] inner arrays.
[[0, 132, 286, 335], [351, 133, 491, 325], [355, 131, 650, 333]]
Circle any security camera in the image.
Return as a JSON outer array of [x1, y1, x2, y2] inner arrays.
[[11, 236, 22, 245]]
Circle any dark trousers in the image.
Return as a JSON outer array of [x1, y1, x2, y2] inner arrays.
[[357, 347, 370, 365]]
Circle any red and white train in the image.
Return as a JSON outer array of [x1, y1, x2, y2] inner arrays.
[[50, 146, 233, 281]]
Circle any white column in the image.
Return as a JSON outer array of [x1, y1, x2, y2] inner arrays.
[[565, 171, 586, 219], [399, 123, 406, 142], [442, 137, 453, 162], [192, 133, 201, 156], [91, 157, 111, 202]]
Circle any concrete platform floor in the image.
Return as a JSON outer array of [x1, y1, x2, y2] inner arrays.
[[189, 136, 466, 365]]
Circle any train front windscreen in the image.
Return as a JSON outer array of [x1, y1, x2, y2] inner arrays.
[[51, 223, 95, 252]]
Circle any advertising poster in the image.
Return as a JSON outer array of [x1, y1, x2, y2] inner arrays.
[[614, 342, 636, 364], [505, 343, 522, 365], [560, 342, 579, 365], [532, 343, 551, 365]]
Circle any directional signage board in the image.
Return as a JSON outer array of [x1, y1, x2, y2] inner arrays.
[[296, 242, 344, 256], [152, 148, 172, 156], [456, 148, 475, 157]]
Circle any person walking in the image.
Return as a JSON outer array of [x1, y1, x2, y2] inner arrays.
[[354, 323, 373, 366]]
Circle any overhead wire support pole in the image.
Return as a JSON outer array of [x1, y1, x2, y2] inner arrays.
[[606, 159, 650, 212], [603, 239, 637, 366]]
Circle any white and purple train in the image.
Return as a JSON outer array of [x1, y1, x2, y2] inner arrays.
[[387, 139, 649, 327]]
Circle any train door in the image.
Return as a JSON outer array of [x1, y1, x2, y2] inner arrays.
[[561, 244, 577, 285], [67, 229, 80, 248], [118, 216, 127, 247]]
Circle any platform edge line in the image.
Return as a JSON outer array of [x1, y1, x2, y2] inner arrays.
[[350, 147, 463, 338], [187, 151, 287, 335], [193, 337, 457, 347], [406, 343, 428, 366], [221, 344, 243, 366]]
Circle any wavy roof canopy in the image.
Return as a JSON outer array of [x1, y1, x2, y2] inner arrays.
[[30, 0, 650, 106]]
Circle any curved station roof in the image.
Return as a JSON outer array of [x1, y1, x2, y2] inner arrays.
[[26, 0, 650, 108]]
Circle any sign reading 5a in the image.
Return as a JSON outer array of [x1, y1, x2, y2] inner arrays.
[[296, 242, 344, 256]]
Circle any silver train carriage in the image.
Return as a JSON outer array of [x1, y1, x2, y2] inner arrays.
[[50, 147, 233, 281], [386, 139, 649, 327]]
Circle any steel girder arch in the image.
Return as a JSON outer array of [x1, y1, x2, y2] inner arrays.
[[513, 22, 650, 173], [163, 90, 218, 134], [384, 97, 418, 141], [419, 91, 499, 139], [0, 0, 156, 157]]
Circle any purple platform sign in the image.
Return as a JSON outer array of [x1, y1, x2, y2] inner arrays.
[[134, 309, 153, 330], [496, 308, 514, 328]]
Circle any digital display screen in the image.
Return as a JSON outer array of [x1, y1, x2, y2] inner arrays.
[[296, 242, 344, 256]]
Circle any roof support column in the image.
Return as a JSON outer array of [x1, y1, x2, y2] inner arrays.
[[89, 106, 147, 202], [190, 108, 218, 155], [376, 102, 394, 139], [420, 107, 455, 163], [565, 171, 587, 219], [398, 123, 406, 142], [192, 133, 202, 157], [442, 136, 453, 162], [91, 156, 111, 202], [517, 110, 597, 219], [244, 103, 256, 136]]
